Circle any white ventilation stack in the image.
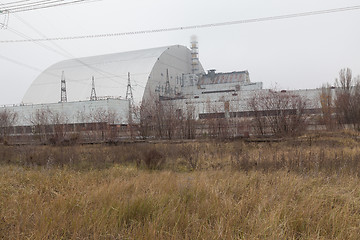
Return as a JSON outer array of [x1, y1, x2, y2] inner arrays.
[[191, 35, 199, 74]]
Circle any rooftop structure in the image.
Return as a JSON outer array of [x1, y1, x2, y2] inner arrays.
[[22, 45, 205, 105]]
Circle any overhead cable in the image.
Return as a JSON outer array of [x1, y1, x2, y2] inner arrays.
[[0, 0, 101, 14], [1, 5, 360, 43], [1, 0, 63, 9], [5, 12, 129, 86], [0, 53, 43, 72], [0, 0, 31, 7]]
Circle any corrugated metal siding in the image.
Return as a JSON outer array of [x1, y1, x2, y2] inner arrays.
[[22, 45, 199, 105], [2, 99, 129, 126]]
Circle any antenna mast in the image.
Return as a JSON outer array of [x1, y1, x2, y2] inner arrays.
[[126, 72, 135, 126], [60, 71, 67, 102], [90, 76, 97, 101], [126, 72, 134, 106]]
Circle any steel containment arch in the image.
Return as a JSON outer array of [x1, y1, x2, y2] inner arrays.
[[22, 45, 204, 105]]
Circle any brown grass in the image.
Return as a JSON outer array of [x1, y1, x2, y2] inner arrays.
[[1, 131, 360, 239]]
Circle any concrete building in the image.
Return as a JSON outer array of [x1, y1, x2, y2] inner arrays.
[[0, 42, 325, 142], [4, 99, 129, 127]]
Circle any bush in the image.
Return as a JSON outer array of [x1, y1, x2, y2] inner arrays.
[[180, 144, 199, 170], [142, 148, 165, 170]]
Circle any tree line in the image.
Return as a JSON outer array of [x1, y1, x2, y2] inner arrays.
[[0, 68, 359, 144]]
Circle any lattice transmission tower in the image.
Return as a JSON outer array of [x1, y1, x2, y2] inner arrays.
[[126, 72, 135, 127], [60, 71, 67, 102], [90, 76, 97, 101], [126, 72, 134, 107]]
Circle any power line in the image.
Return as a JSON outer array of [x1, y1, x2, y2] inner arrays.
[[0, 0, 31, 7], [2, 0, 63, 9], [1, 4, 360, 43], [0, 2, 144, 92], [0, 0, 101, 14], [7, 27, 67, 56], [0, 53, 43, 72], [4, 25, 130, 86], [4, 11, 129, 87]]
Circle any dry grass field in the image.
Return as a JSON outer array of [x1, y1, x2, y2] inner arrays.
[[1, 131, 360, 239]]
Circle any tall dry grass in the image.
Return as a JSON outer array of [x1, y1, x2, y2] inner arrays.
[[1, 131, 360, 238], [2, 132, 360, 175], [1, 166, 360, 239]]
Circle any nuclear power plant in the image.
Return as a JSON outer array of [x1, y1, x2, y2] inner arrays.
[[0, 39, 323, 143]]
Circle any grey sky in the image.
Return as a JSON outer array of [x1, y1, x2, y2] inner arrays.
[[0, 0, 359, 105]]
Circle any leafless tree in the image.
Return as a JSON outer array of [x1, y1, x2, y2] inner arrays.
[[334, 68, 360, 129], [202, 100, 231, 139], [49, 111, 69, 144], [334, 68, 353, 126], [127, 102, 140, 139], [139, 96, 195, 140], [30, 108, 52, 142], [138, 102, 153, 139], [183, 105, 196, 139], [0, 109, 18, 142], [88, 107, 118, 141], [248, 90, 308, 136], [152, 100, 180, 139], [319, 84, 335, 130], [336, 68, 353, 91], [248, 95, 266, 135]]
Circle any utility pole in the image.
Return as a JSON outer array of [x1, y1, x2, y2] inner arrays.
[[90, 76, 97, 101], [60, 71, 67, 103]]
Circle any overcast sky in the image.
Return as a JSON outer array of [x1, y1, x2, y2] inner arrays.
[[0, 0, 359, 105]]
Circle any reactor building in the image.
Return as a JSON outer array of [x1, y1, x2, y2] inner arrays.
[[0, 41, 323, 143]]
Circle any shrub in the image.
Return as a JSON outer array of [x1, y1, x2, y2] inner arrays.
[[180, 144, 199, 170], [142, 148, 165, 170]]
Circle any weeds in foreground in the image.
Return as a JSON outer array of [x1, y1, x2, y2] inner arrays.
[[1, 133, 360, 238], [1, 166, 360, 239], [3, 132, 360, 175]]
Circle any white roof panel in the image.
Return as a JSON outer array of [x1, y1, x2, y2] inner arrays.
[[22, 46, 170, 105]]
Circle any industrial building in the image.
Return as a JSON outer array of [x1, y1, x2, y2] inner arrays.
[[22, 45, 203, 105], [0, 40, 324, 143]]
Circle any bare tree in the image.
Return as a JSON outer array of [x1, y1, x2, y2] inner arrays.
[[88, 107, 118, 141], [183, 105, 196, 139], [248, 94, 266, 135], [336, 68, 353, 91], [49, 111, 69, 144], [138, 102, 153, 139], [334, 68, 353, 126], [203, 101, 230, 139], [139, 96, 193, 140], [248, 91, 308, 136], [0, 109, 18, 142], [153, 100, 179, 139], [30, 108, 52, 143], [319, 84, 335, 130], [334, 68, 360, 129]]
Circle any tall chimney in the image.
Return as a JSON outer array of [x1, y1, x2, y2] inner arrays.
[[191, 35, 199, 74]]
